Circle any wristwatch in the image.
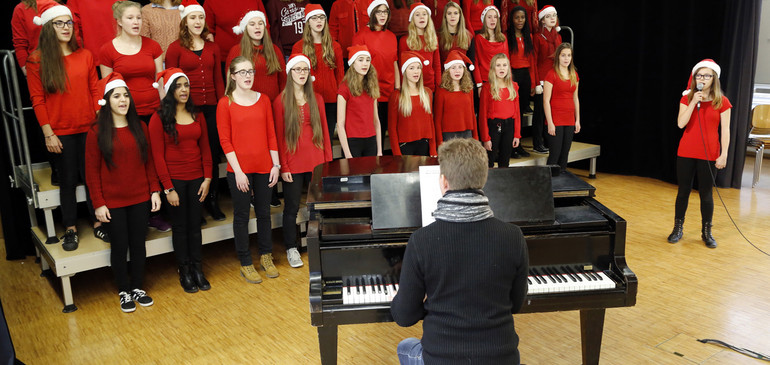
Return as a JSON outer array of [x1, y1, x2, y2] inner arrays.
[[164, 187, 175, 194], [273, 164, 281, 169]]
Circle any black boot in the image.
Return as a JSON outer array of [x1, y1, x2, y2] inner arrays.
[[667, 218, 684, 243], [702, 221, 717, 248], [204, 190, 225, 221], [179, 263, 199, 293], [192, 261, 211, 291]]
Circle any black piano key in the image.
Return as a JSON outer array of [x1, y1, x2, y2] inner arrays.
[[576, 266, 595, 281], [560, 265, 578, 282], [346, 278, 351, 294], [356, 277, 361, 294], [530, 269, 543, 284], [527, 278, 532, 285], [376, 276, 383, 293], [536, 267, 557, 284], [545, 267, 563, 283]]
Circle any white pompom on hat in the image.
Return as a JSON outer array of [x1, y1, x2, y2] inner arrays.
[[179, 0, 205, 19], [443, 50, 474, 71], [304, 4, 325, 22], [32, 0, 72, 26], [153, 68, 189, 94], [367, 0, 388, 17], [480, 5, 499, 24], [682, 58, 721, 96], [408, 2, 431, 22], [96, 72, 128, 107], [400, 51, 429, 75], [347, 45, 372, 67], [233, 10, 267, 35]]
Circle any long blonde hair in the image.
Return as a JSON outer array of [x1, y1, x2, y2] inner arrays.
[[481, 10, 506, 42], [239, 20, 282, 75], [343, 65, 380, 99], [300, 18, 337, 70], [406, 12, 438, 52], [398, 64, 432, 116], [473, 0, 493, 4], [552, 43, 578, 87], [438, 2, 471, 52], [687, 67, 724, 110], [488, 53, 516, 101], [281, 73, 324, 152], [439, 65, 473, 93], [225, 56, 252, 100]]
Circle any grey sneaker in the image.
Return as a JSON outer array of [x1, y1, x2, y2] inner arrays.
[[287, 248, 303, 268], [119, 291, 136, 313]]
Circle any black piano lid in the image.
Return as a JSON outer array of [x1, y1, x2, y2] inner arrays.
[[551, 170, 596, 198], [370, 172, 422, 230], [482, 166, 556, 225]]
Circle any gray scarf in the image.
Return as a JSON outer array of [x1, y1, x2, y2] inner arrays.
[[432, 189, 494, 223]]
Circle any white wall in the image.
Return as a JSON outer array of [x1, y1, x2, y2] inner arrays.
[[756, 0, 770, 84]]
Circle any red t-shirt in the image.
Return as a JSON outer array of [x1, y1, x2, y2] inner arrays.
[[472, 34, 510, 84], [203, 0, 266, 58], [399, 35, 442, 92], [291, 40, 344, 104], [338, 82, 377, 138], [216, 94, 278, 174], [353, 28, 398, 102], [545, 69, 578, 126], [227, 44, 287, 102], [434, 87, 477, 145], [388, 90, 437, 156], [478, 82, 521, 142], [165, 40, 225, 107], [273, 93, 333, 174], [678, 95, 732, 161], [148, 112, 213, 190], [99, 37, 163, 116]]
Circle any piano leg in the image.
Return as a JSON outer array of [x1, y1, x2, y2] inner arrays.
[[318, 325, 338, 365], [579, 309, 605, 365]]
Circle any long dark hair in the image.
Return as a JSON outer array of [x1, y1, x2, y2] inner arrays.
[[158, 79, 197, 144], [508, 6, 533, 55], [95, 88, 148, 169], [38, 20, 80, 93]]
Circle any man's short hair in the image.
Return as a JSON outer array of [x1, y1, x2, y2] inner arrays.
[[438, 138, 489, 190]]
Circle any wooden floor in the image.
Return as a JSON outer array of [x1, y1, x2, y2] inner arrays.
[[2, 157, 769, 364]]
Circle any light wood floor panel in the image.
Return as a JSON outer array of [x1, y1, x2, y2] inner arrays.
[[1, 156, 769, 364]]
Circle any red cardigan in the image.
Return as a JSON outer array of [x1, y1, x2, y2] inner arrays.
[[148, 112, 213, 190], [533, 27, 562, 83], [165, 40, 225, 107], [291, 40, 344, 104], [398, 35, 442, 92], [216, 94, 278, 174], [203, 0, 266, 58], [353, 28, 399, 102], [11, 3, 41, 68], [478, 82, 521, 142], [388, 90, 437, 156], [85, 123, 161, 209], [329, 0, 370, 52], [99, 37, 163, 116], [26, 49, 99, 136], [227, 44, 287, 102], [273, 93, 333, 174], [433, 87, 477, 145], [472, 34, 510, 85]]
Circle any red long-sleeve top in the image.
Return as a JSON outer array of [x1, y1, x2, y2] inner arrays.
[[216, 94, 277, 174], [438, 34, 471, 65], [678, 95, 732, 161], [386, 0, 410, 38], [69, 0, 118, 65], [462, 0, 491, 34], [329, 0, 370, 52], [500, 0, 539, 34], [434, 87, 477, 145], [472, 34, 509, 85], [11, 3, 41, 68], [426, 0, 453, 30], [533, 27, 561, 83], [165, 40, 225, 106], [509, 36, 537, 90], [338, 82, 377, 138], [227, 44, 287, 102], [85, 123, 161, 209], [148, 112, 213, 191], [388, 90, 437, 156], [398, 35, 442, 92], [99, 37, 163, 116], [544, 69, 578, 126], [273, 93, 333, 174], [203, 0, 266, 58], [291, 40, 344, 104], [478, 82, 521, 142], [26, 49, 99, 136], [353, 28, 399, 102]]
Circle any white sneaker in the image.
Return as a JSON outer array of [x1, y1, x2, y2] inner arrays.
[[287, 248, 303, 268]]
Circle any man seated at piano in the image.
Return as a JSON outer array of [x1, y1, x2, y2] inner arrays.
[[390, 138, 530, 364]]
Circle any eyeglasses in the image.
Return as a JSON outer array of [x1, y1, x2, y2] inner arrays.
[[374, 10, 390, 15], [291, 68, 310, 74], [695, 74, 714, 80], [233, 69, 255, 77], [52, 20, 74, 29], [309, 15, 327, 21]]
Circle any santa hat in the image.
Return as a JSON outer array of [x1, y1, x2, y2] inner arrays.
[[538, 5, 556, 20], [153, 68, 188, 94], [400, 51, 429, 75], [408, 2, 431, 22], [443, 50, 474, 71], [179, 0, 205, 19], [304, 4, 325, 22], [33, 0, 72, 26], [480, 5, 499, 24], [233, 11, 267, 35], [96, 73, 128, 107], [285, 53, 315, 81], [347, 45, 371, 66], [682, 58, 721, 96], [367, 0, 388, 17]]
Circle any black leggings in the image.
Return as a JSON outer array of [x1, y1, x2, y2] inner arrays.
[[348, 136, 378, 157], [106, 201, 150, 293], [55, 133, 95, 227], [199, 105, 222, 194], [168, 178, 204, 265], [675, 157, 716, 222], [282, 171, 311, 249], [546, 125, 575, 171], [325, 103, 337, 142], [227, 172, 272, 265], [399, 139, 430, 156], [532, 93, 546, 148], [487, 118, 515, 168], [511, 67, 532, 114]]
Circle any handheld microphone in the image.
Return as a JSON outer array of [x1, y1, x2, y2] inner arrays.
[[696, 82, 704, 108]]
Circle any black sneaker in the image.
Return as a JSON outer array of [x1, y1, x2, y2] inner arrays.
[[131, 289, 154, 307], [61, 229, 79, 251], [119, 291, 136, 313], [534, 145, 549, 153], [517, 146, 531, 157], [270, 194, 281, 208], [93, 225, 110, 243]]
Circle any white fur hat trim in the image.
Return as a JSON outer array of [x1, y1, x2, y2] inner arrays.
[[180, 5, 205, 19], [408, 4, 431, 22], [304, 8, 326, 22], [347, 50, 372, 66], [104, 79, 128, 96], [33, 5, 72, 26], [162, 72, 188, 93], [692, 60, 721, 77], [367, 0, 388, 17], [233, 11, 266, 35], [443, 59, 473, 71], [285, 55, 311, 75], [401, 57, 429, 74]]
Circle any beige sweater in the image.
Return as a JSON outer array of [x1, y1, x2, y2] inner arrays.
[[140, 4, 181, 61]]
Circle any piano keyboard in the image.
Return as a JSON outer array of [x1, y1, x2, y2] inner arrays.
[[341, 275, 399, 305], [528, 265, 617, 294]]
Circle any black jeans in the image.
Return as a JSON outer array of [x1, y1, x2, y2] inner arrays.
[[282, 171, 311, 249], [54, 133, 94, 227], [546, 125, 575, 171], [532, 93, 546, 148], [377, 100, 388, 140], [512, 67, 532, 114], [487, 118, 514, 168], [675, 157, 716, 222], [348, 136, 378, 157], [168, 178, 204, 265], [199, 104, 222, 195], [106, 201, 150, 292], [399, 138, 430, 156], [227, 172, 272, 266], [442, 130, 473, 142], [325, 102, 337, 143]]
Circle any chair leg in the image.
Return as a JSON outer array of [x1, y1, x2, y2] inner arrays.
[[754, 143, 764, 188]]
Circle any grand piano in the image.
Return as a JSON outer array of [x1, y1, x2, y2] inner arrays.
[[307, 156, 637, 365]]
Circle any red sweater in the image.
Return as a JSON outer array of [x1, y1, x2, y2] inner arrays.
[[203, 0, 266, 58], [533, 27, 562, 82], [99, 37, 163, 116], [266, 0, 309, 56], [386, 0, 410, 38], [216, 94, 278, 174], [509, 36, 537, 90], [462, 0, 492, 34], [227, 44, 287, 102], [165, 40, 225, 107], [478, 82, 521, 142], [438, 34, 471, 66], [353, 28, 398, 102], [472, 34, 510, 84], [388, 90, 437, 156], [291, 40, 344, 104], [544, 69, 578, 126], [85, 124, 161, 209], [26, 49, 99, 136], [427, 0, 453, 30], [273, 94, 333, 174], [434, 87, 477, 145], [69, 0, 119, 64], [398, 35, 442, 92], [11, 3, 41, 68], [678, 95, 732, 161], [329, 0, 370, 52], [148, 112, 213, 190], [338, 82, 377, 138]]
